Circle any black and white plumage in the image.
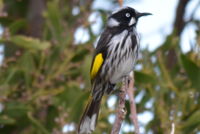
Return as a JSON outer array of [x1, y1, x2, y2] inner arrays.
[[78, 7, 151, 134]]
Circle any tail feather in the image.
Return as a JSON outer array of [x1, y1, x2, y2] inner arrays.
[[78, 96, 102, 134]]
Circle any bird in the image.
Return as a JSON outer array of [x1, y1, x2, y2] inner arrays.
[[78, 6, 151, 134]]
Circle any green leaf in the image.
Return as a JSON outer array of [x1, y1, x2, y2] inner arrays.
[[9, 35, 50, 50], [9, 19, 27, 34], [0, 17, 13, 26], [135, 71, 156, 85], [182, 110, 200, 133], [27, 112, 50, 134], [45, 106, 58, 131], [31, 87, 65, 102], [70, 91, 90, 123], [17, 52, 35, 87], [4, 68, 18, 84], [71, 48, 89, 62], [181, 54, 200, 89], [0, 115, 16, 125], [44, 0, 62, 42], [81, 55, 92, 87], [3, 102, 30, 118]]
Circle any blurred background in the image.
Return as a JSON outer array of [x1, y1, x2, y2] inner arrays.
[[0, 0, 199, 134]]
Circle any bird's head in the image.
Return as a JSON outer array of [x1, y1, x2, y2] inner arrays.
[[107, 7, 151, 28]]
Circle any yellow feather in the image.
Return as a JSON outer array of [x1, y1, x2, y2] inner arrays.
[[90, 53, 104, 80]]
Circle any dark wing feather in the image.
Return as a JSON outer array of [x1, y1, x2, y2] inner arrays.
[[90, 29, 113, 82]]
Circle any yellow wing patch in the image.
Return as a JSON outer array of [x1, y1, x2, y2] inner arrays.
[[90, 53, 104, 80]]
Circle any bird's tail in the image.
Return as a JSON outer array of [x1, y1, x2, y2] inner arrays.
[[78, 95, 102, 134]]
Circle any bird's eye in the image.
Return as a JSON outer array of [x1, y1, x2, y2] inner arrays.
[[125, 13, 130, 17]]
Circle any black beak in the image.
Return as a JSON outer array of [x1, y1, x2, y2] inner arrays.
[[137, 12, 152, 18]]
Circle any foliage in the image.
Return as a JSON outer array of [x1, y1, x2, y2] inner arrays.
[[0, 0, 199, 134]]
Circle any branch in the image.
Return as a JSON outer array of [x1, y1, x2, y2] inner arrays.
[[111, 77, 128, 134], [167, 0, 190, 69], [28, 0, 46, 38], [111, 72, 140, 134], [127, 72, 140, 134], [173, 0, 190, 36]]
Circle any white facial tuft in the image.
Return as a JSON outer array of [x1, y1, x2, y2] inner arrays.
[[129, 17, 136, 26], [107, 18, 120, 27]]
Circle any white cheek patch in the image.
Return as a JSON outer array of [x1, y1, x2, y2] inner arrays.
[[107, 18, 120, 27], [129, 17, 136, 26]]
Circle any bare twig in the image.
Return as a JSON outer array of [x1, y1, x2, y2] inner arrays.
[[173, 0, 190, 36], [111, 77, 128, 134], [170, 123, 175, 134], [127, 72, 140, 134], [167, 0, 190, 70], [186, 0, 200, 23]]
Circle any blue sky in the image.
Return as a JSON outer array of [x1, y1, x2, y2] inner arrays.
[[75, 0, 200, 53]]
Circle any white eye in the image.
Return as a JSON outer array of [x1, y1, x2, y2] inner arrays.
[[125, 13, 130, 17]]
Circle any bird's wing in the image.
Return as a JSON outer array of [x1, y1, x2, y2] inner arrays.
[[90, 53, 104, 81], [90, 29, 112, 82]]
